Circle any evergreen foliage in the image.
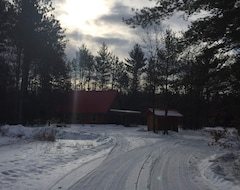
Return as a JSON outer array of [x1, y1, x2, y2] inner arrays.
[[75, 44, 95, 90], [123, 0, 240, 129], [95, 42, 112, 90], [125, 44, 146, 94], [0, 0, 70, 124], [110, 55, 129, 92]]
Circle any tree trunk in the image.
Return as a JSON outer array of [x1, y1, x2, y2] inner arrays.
[[15, 46, 22, 122], [18, 55, 30, 124]]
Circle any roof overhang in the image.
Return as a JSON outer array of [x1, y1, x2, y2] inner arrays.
[[143, 108, 183, 117], [110, 109, 141, 114]]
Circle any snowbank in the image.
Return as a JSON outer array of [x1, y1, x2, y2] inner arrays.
[[199, 152, 240, 190], [0, 124, 115, 190]]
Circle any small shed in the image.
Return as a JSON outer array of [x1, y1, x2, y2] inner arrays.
[[143, 108, 183, 132]]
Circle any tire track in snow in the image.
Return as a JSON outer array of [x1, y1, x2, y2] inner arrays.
[[51, 127, 216, 190], [49, 137, 117, 190], [68, 139, 159, 190], [149, 138, 213, 190], [135, 153, 151, 190]]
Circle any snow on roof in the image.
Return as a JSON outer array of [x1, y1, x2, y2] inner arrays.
[[148, 108, 183, 117], [110, 109, 141, 114]]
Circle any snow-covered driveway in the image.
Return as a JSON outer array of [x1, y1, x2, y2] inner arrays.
[[66, 127, 214, 190], [0, 124, 239, 190]]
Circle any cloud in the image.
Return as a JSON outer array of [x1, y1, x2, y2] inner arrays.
[[94, 36, 129, 46], [86, 2, 143, 58], [94, 2, 135, 26], [65, 43, 77, 61], [52, 0, 66, 14], [162, 12, 190, 32], [66, 29, 83, 42], [91, 35, 134, 58], [60, 1, 141, 60], [64, 28, 135, 60], [54, 0, 187, 61]]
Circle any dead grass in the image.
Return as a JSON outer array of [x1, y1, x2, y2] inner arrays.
[[35, 128, 57, 142]]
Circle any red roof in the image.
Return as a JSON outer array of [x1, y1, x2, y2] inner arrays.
[[59, 90, 118, 114]]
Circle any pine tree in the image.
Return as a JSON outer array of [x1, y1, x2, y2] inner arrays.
[[125, 0, 240, 128], [12, 0, 68, 123], [125, 44, 146, 94], [110, 55, 129, 92], [75, 44, 95, 90], [95, 42, 112, 90], [0, 1, 17, 123]]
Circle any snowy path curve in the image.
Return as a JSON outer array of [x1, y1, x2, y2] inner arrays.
[[65, 128, 214, 190], [2, 125, 231, 190]]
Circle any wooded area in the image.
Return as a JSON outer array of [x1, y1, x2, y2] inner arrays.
[[0, 0, 70, 124], [0, 0, 239, 129]]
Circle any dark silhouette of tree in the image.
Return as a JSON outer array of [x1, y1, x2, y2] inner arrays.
[[7, 0, 69, 124], [74, 44, 95, 90], [110, 55, 129, 93], [125, 44, 146, 94], [231, 55, 240, 95], [157, 30, 180, 132], [0, 1, 16, 123], [125, 0, 239, 49], [125, 0, 240, 90], [125, 44, 146, 109], [143, 58, 156, 94], [69, 58, 78, 90], [95, 42, 112, 90], [124, 0, 240, 129], [157, 30, 179, 94]]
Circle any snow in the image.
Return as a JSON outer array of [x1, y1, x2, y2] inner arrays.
[[110, 109, 141, 114], [199, 153, 240, 190], [0, 124, 239, 190], [149, 108, 183, 117]]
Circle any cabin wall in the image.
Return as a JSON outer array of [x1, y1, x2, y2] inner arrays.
[[147, 115, 164, 131], [61, 113, 109, 124], [109, 112, 142, 126], [147, 115, 180, 132]]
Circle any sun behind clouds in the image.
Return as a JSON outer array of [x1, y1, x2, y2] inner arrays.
[[58, 0, 109, 30]]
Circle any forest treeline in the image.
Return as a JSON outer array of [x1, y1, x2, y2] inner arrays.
[[0, 0, 239, 129]]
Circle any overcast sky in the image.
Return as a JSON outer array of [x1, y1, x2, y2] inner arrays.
[[52, 0, 189, 61]]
